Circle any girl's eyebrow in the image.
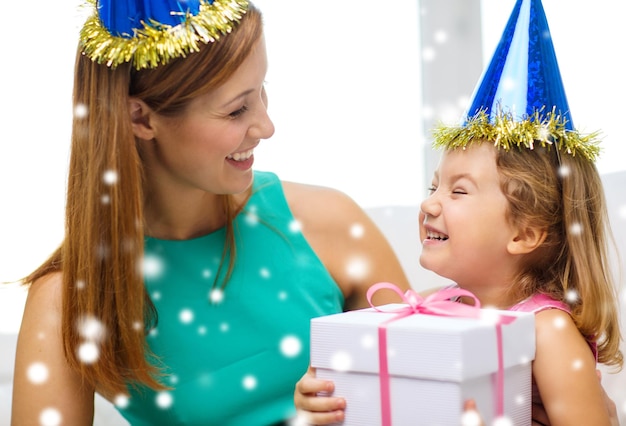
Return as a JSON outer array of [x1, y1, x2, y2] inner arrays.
[[447, 173, 478, 188]]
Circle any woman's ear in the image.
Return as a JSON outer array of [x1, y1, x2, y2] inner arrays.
[[507, 224, 548, 255], [129, 98, 155, 140]]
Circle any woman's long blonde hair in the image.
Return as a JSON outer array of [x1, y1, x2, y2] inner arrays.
[[23, 5, 263, 397], [497, 144, 623, 368]]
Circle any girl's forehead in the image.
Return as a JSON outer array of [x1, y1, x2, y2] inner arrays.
[[434, 143, 499, 180], [440, 142, 496, 164]]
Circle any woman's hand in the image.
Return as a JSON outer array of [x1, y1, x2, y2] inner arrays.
[[294, 366, 345, 425], [530, 369, 619, 426]]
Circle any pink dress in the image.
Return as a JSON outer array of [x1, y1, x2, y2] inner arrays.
[[509, 292, 598, 361]]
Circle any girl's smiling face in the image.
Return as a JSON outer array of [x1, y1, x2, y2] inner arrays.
[[419, 143, 520, 295]]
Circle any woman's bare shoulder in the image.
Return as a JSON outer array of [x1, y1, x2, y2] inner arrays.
[[281, 180, 364, 228], [280, 180, 410, 309], [12, 272, 95, 425]]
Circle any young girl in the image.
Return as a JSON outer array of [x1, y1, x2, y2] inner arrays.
[[10, 1, 411, 425], [295, 0, 623, 424], [420, 136, 621, 424]]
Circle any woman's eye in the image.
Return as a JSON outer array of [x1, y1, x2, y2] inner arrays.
[[229, 105, 249, 118], [452, 189, 467, 195], [427, 186, 437, 194]]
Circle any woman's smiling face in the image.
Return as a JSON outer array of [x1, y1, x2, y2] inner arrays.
[[142, 36, 275, 197]]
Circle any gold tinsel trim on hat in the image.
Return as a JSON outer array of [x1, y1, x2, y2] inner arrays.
[[432, 107, 602, 163], [80, 0, 249, 70]]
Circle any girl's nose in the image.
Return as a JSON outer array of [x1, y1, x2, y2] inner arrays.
[[420, 192, 441, 219]]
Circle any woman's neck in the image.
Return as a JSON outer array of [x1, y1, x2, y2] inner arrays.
[[143, 189, 250, 240]]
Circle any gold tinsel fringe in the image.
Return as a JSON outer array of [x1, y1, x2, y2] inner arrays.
[[80, 0, 249, 70], [432, 107, 602, 163]]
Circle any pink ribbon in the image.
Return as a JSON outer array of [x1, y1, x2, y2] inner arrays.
[[366, 282, 514, 425]]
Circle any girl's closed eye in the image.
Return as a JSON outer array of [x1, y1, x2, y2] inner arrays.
[[229, 105, 249, 118], [427, 185, 437, 194]]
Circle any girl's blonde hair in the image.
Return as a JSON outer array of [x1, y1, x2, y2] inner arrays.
[[496, 144, 623, 368], [23, 5, 263, 397]]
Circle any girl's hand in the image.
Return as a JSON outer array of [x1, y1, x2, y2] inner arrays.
[[293, 366, 345, 425]]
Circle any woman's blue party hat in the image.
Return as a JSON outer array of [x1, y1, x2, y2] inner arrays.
[[80, 0, 249, 70], [433, 0, 600, 162]]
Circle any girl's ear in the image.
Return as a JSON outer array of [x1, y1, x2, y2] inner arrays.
[[129, 98, 155, 140], [507, 224, 548, 255]]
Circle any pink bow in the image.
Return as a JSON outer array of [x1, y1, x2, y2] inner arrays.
[[366, 281, 482, 318], [366, 282, 511, 425]]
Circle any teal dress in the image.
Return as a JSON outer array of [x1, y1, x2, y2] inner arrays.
[[117, 171, 344, 425]]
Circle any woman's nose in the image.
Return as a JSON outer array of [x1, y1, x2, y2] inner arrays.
[[249, 105, 275, 139]]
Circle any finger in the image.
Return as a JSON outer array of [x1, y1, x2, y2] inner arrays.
[[295, 408, 345, 426], [461, 399, 484, 426], [531, 402, 550, 426], [295, 374, 334, 396], [596, 369, 619, 421]]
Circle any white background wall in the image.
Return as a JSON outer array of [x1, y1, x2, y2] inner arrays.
[[0, 0, 625, 422], [1, 0, 625, 323]]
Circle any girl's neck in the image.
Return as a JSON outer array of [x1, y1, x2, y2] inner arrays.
[[457, 285, 520, 311]]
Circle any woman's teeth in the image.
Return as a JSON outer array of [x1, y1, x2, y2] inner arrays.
[[227, 149, 253, 161]]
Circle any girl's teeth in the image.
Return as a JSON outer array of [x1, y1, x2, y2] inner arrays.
[[428, 231, 448, 240]]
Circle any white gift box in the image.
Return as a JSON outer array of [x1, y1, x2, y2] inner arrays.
[[310, 304, 536, 426]]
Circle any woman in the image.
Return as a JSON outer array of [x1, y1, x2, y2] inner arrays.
[[11, 1, 410, 425]]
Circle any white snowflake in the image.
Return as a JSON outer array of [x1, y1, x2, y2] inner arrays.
[[114, 394, 130, 408], [155, 391, 173, 409], [27, 362, 49, 385], [565, 289, 579, 303], [74, 103, 88, 119], [422, 46, 436, 62], [434, 29, 448, 44], [568, 222, 583, 236], [259, 267, 271, 279], [209, 288, 224, 304], [330, 351, 352, 372], [349, 223, 365, 239], [288, 219, 302, 233], [460, 408, 481, 426], [39, 408, 62, 426], [77, 315, 106, 341], [280, 335, 302, 358], [360, 333, 376, 349], [552, 316, 567, 329], [492, 416, 513, 426], [77, 341, 100, 364], [242, 375, 257, 390], [179, 309, 194, 324], [142, 254, 164, 278], [102, 170, 118, 185], [345, 256, 370, 280], [558, 164, 571, 178]]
